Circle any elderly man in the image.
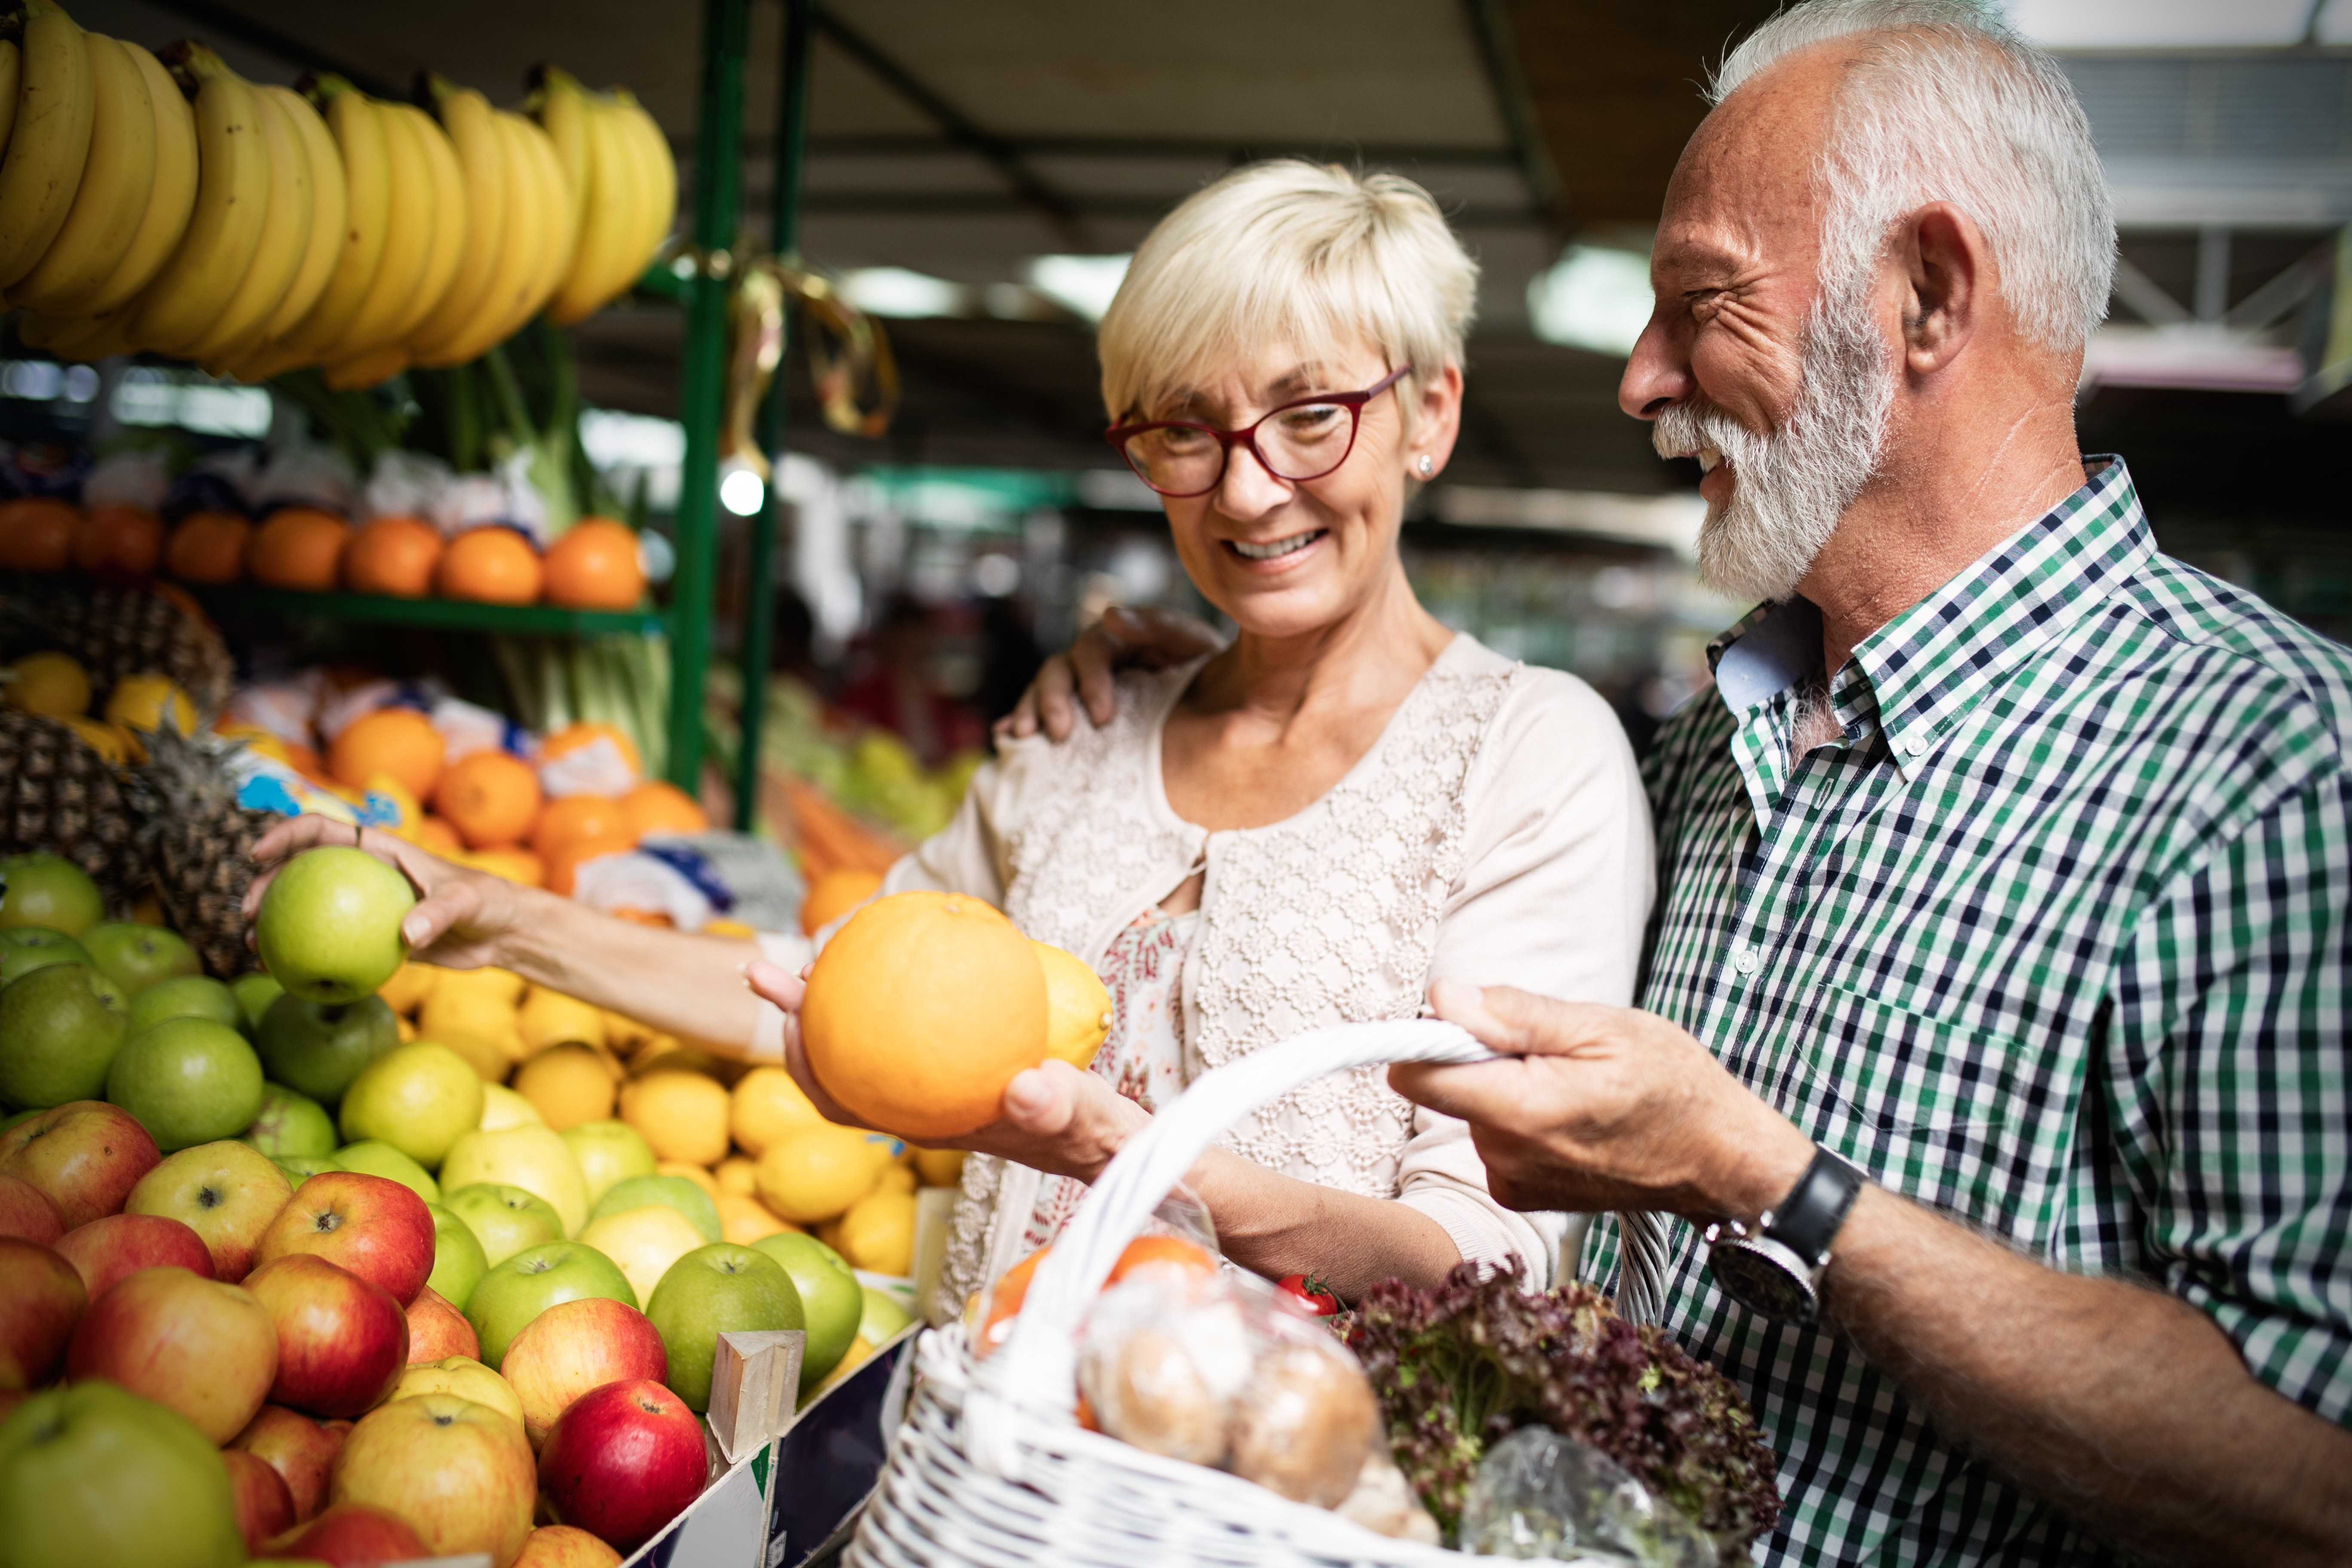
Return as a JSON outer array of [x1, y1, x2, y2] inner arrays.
[[1013, 1, 2352, 1560]]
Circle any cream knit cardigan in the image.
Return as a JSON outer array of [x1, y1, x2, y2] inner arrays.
[[872, 634, 1654, 1318]]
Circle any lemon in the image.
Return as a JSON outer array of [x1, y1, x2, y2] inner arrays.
[[419, 986, 528, 1069], [435, 965, 527, 1007], [426, 1026, 504, 1080], [756, 1124, 894, 1224], [836, 1188, 916, 1276], [60, 717, 131, 765], [514, 1041, 621, 1129], [714, 1154, 759, 1196], [913, 1147, 968, 1188], [619, 1066, 732, 1166], [872, 1164, 916, 1196], [360, 772, 423, 831], [729, 1065, 827, 1155], [396, 1014, 419, 1043], [1034, 940, 1112, 1070], [103, 672, 196, 735], [4, 652, 92, 717], [377, 961, 439, 1014], [658, 1159, 723, 1200], [716, 1189, 793, 1244], [518, 986, 608, 1053]]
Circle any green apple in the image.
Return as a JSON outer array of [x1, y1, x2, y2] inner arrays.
[[81, 923, 200, 997], [465, 1239, 637, 1369], [239, 1081, 337, 1158], [0, 962, 129, 1107], [752, 1231, 862, 1392], [425, 1201, 488, 1309], [577, 1203, 706, 1306], [560, 1119, 655, 1209], [646, 1242, 802, 1411], [444, 1182, 565, 1267], [440, 1124, 587, 1235], [0, 853, 104, 937], [104, 1017, 266, 1152], [274, 1152, 342, 1182], [128, 975, 242, 1035], [0, 1379, 245, 1568], [860, 1284, 914, 1344], [337, 1041, 483, 1168], [230, 973, 283, 1031], [585, 1173, 719, 1243], [332, 1139, 440, 1204], [478, 1082, 543, 1130], [254, 993, 398, 1106], [0, 927, 93, 986], [253, 848, 415, 1004]]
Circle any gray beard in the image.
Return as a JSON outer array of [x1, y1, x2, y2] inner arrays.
[[1654, 293, 1896, 605]]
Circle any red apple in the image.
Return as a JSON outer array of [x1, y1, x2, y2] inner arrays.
[[255, 1171, 434, 1306], [52, 1210, 215, 1297], [499, 1295, 669, 1450], [0, 1173, 63, 1244], [263, 1501, 429, 1567], [224, 1446, 298, 1551], [514, 1522, 624, 1567], [538, 1378, 707, 1554], [244, 1255, 410, 1419], [231, 1403, 353, 1522], [406, 1284, 479, 1363], [330, 1392, 536, 1565], [0, 1100, 160, 1228], [123, 1139, 292, 1282], [0, 1237, 86, 1387], [65, 1265, 277, 1441]]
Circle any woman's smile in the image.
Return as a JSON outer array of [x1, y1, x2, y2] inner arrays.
[[1223, 528, 1328, 568]]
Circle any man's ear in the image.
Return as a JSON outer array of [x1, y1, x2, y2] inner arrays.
[[1902, 201, 1987, 376]]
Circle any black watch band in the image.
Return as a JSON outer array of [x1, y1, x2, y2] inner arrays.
[[1761, 1148, 1864, 1266], [1703, 1148, 1864, 1324]]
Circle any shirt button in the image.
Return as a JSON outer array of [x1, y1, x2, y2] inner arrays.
[[1733, 946, 1761, 975]]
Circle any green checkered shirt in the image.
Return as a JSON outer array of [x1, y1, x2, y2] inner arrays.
[[1583, 459, 2352, 1564]]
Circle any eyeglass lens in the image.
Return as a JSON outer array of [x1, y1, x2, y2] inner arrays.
[[1121, 397, 1360, 496]]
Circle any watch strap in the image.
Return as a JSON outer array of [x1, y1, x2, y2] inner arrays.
[[1760, 1148, 1863, 1266]]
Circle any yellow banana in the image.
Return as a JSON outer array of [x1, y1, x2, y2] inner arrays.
[[257, 84, 344, 338], [21, 307, 132, 362], [530, 64, 590, 257], [273, 76, 389, 365], [74, 39, 196, 315], [0, 1, 97, 288], [383, 101, 462, 343], [11, 32, 156, 311], [414, 105, 539, 368], [612, 89, 675, 279], [547, 89, 643, 324], [320, 92, 434, 361], [188, 77, 312, 363], [511, 110, 575, 325], [126, 42, 269, 356], [405, 77, 502, 361], [0, 38, 21, 158]]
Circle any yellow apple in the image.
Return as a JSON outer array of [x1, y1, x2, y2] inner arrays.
[[576, 1205, 704, 1306], [439, 1125, 587, 1236], [477, 1084, 543, 1131], [330, 1393, 534, 1565], [389, 1356, 524, 1429]]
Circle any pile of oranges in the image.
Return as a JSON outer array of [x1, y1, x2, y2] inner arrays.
[[0, 497, 646, 612]]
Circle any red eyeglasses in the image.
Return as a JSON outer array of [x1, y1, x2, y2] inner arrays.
[[1104, 365, 1413, 499]]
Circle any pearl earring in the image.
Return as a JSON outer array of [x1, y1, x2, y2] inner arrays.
[[1416, 456, 1434, 477]]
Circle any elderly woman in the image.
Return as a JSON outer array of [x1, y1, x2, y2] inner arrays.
[[754, 160, 1652, 1314]]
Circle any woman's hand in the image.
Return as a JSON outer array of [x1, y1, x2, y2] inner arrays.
[[242, 814, 537, 971], [746, 957, 1150, 1181], [995, 605, 1222, 743]]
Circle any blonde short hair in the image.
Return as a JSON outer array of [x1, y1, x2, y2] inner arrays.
[[1097, 161, 1478, 424]]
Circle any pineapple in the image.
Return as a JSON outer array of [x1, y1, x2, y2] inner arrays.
[[0, 709, 144, 909], [133, 724, 281, 981], [1, 584, 234, 723]]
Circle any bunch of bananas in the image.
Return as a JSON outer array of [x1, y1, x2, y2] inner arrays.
[[0, 0, 676, 388]]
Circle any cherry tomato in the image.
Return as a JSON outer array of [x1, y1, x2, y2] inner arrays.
[[1277, 1273, 1339, 1315]]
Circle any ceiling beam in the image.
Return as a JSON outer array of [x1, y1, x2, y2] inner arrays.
[[783, 191, 1548, 226], [1461, 0, 1564, 235], [792, 133, 1520, 166], [135, 0, 405, 98]]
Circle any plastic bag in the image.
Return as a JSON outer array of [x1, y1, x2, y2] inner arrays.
[[1457, 1426, 1718, 1567]]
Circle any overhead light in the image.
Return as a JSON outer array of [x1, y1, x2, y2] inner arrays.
[[1025, 254, 1131, 323], [718, 465, 766, 516], [1527, 246, 1654, 358], [839, 267, 968, 319], [2003, 0, 2318, 48]]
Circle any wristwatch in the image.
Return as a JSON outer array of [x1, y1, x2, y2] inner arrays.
[[1703, 1148, 1864, 1324]]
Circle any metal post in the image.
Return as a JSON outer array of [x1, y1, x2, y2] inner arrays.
[[667, 0, 750, 794], [733, 0, 815, 832]]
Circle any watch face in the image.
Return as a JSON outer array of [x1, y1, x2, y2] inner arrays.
[[1709, 1237, 1819, 1323]]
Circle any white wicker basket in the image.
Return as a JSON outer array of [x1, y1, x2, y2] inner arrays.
[[844, 1017, 1640, 1568]]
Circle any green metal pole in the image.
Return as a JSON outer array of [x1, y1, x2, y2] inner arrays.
[[732, 0, 815, 832]]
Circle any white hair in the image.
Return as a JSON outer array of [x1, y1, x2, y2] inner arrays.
[[1712, 0, 2116, 353], [1097, 161, 1477, 425]]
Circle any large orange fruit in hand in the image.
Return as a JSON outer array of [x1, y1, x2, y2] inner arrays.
[[73, 505, 164, 578], [620, 780, 707, 838], [542, 518, 645, 610], [344, 515, 443, 598], [530, 793, 636, 859], [330, 707, 447, 802], [248, 508, 351, 590], [434, 749, 543, 848], [800, 868, 884, 935], [799, 891, 1049, 1141], [437, 527, 542, 604], [164, 511, 251, 583], [0, 498, 79, 570]]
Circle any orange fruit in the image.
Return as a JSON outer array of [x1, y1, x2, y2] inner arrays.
[[800, 868, 884, 936], [344, 515, 443, 598], [73, 505, 164, 578], [246, 507, 351, 591], [540, 722, 642, 783], [800, 891, 1048, 1141], [1108, 1235, 1216, 1284], [468, 846, 545, 886], [542, 518, 645, 610], [620, 780, 707, 838], [0, 498, 80, 571], [610, 907, 673, 926], [544, 836, 634, 897], [409, 815, 465, 856], [163, 511, 250, 584], [328, 707, 447, 801], [530, 793, 637, 859], [435, 749, 544, 849], [437, 526, 543, 604], [975, 1246, 1050, 1356]]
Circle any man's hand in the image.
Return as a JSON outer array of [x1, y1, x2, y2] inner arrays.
[[995, 605, 1221, 743], [1389, 979, 1815, 1221], [243, 813, 532, 970]]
